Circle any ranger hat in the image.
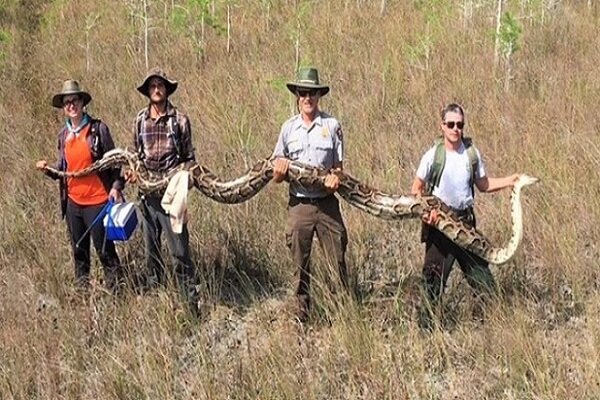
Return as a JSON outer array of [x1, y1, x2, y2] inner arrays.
[[286, 67, 330, 97]]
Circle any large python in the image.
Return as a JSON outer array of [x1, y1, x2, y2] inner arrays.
[[44, 148, 538, 265]]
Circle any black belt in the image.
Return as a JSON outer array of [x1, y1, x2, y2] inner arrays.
[[289, 195, 333, 206], [450, 206, 474, 218]]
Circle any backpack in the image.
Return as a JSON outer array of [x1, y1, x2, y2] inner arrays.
[[425, 137, 479, 196], [89, 119, 103, 160], [135, 109, 183, 161]]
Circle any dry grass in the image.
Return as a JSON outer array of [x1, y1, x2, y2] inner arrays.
[[1, 0, 600, 398]]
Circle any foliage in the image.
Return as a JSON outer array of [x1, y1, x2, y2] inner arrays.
[[405, 0, 452, 71], [0, 29, 10, 63], [498, 11, 522, 59], [171, 0, 226, 60]]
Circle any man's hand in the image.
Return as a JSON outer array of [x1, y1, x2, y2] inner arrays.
[[507, 173, 520, 187], [35, 160, 48, 171], [124, 169, 137, 184], [324, 173, 340, 191], [272, 158, 290, 183], [422, 209, 439, 226], [109, 188, 123, 203]]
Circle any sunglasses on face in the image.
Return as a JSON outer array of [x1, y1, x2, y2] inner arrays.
[[63, 98, 81, 107], [444, 121, 464, 130], [296, 89, 318, 98]]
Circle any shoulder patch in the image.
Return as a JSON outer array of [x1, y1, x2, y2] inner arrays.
[[335, 125, 343, 141]]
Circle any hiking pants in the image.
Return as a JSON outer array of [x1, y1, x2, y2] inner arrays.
[[65, 199, 122, 291], [421, 210, 496, 305], [140, 196, 198, 313], [285, 195, 349, 320]]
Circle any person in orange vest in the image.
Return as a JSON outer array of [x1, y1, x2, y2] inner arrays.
[[36, 80, 124, 293]]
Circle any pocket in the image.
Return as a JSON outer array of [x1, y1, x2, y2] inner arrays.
[[287, 140, 303, 160], [315, 139, 333, 160]]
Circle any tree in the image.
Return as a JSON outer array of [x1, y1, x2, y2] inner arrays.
[[497, 11, 522, 92]]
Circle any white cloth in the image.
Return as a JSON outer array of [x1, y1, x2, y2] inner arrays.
[[161, 171, 191, 234], [416, 142, 486, 210]]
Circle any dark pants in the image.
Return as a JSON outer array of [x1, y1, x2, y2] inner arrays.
[[141, 196, 198, 314], [420, 209, 496, 321], [285, 195, 349, 321], [65, 199, 122, 291]]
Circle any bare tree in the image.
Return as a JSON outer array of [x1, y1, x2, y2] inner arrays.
[[143, 0, 149, 69], [226, 2, 231, 54], [493, 0, 503, 70], [83, 13, 100, 73]]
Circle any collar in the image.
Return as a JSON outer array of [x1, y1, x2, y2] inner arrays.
[[65, 113, 91, 136], [143, 100, 176, 120], [293, 111, 323, 131]]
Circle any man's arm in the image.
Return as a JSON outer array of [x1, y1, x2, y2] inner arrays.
[[324, 122, 344, 191], [411, 176, 426, 196], [475, 174, 519, 193], [179, 115, 195, 162], [272, 124, 288, 183], [39, 132, 63, 180]]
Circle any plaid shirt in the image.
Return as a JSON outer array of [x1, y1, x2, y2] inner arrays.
[[133, 102, 195, 172]]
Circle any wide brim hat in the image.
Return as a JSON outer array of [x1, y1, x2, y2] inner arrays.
[[286, 67, 330, 96], [51, 80, 92, 108], [137, 68, 178, 97]]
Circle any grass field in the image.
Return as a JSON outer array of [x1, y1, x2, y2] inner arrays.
[[1, 0, 599, 398]]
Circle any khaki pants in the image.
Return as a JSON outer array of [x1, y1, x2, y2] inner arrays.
[[285, 195, 348, 320]]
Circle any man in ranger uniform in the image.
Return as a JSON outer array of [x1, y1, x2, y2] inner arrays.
[[272, 67, 349, 323]]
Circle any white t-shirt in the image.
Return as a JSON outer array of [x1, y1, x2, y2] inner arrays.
[[416, 142, 486, 210]]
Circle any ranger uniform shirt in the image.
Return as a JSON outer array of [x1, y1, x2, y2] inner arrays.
[[416, 142, 486, 210], [272, 111, 343, 198]]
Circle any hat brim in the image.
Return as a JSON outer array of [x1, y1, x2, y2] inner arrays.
[[286, 83, 329, 97], [51, 91, 92, 108], [137, 75, 178, 98]]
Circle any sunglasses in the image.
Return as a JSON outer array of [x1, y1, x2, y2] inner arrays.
[[296, 89, 319, 98], [444, 121, 464, 130], [63, 98, 81, 107]]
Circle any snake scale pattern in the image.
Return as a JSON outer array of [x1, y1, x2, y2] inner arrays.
[[44, 148, 538, 265]]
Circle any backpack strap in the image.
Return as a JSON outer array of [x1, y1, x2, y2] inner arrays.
[[463, 137, 479, 196], [167, 112, 183, 161], [89, 118, 102, 160], [426, 138, 446, 195], [426, 137, 479, 196], [135, 109, 182, 160], [135, 109, 146, 159]]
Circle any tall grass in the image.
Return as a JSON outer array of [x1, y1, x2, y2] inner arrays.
[[1, 0, 599, 398]]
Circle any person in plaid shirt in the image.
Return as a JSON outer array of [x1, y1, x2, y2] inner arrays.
[[129, 68, 199, 318]]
